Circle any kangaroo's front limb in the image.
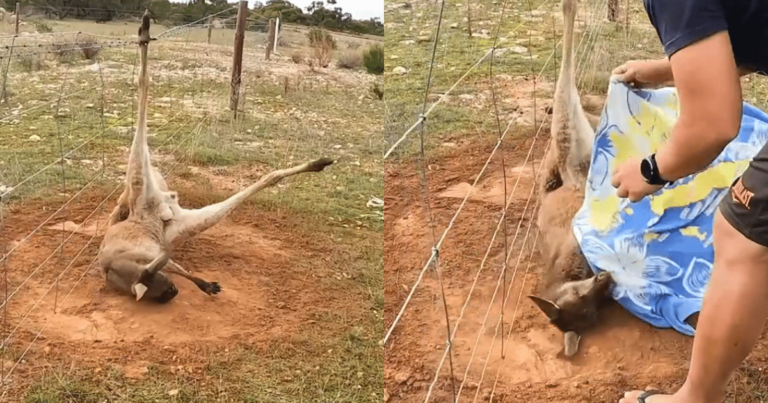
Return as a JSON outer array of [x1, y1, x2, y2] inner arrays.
[[164, 157, 335, 244]]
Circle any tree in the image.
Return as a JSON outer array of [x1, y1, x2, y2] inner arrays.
[[305, 1, 323, 13], [150, 0, 172, 22]]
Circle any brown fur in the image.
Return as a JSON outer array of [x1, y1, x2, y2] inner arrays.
[[99, 12, 335, 303], [528, 0, 614, 357], [98, 11, 188, 303]]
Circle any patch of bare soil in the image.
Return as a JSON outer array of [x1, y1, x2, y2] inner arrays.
[[384, 128, 724, 402], [0, 181, 355, 391]]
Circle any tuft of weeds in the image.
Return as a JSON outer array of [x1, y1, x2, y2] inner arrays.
[[50, 42, 78, 64], [307, 27, 337, 49], [312, 39, 333, 69], [31, 20, 53, 33], [363, 44, 383, 75], [79, 39, 102, 60], [371, 81, 384, 100], [15, 54, 43, 72], [336, 50, 363, 70], [291, 51, 304, 64]]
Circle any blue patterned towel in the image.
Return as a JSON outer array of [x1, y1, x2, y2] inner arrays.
[[572, 80, 768, 336]]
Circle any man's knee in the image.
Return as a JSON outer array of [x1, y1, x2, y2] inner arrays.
[[714, 209, 768, 264]]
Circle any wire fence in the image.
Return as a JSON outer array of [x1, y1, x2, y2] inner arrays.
[[382, 0, 677, 401], [0, 8, 258, 391]]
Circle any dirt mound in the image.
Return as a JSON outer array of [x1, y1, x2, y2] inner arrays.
[[0, 186, 349, 388], [384, 133, 703, 402], [24, 220, 285, 344]]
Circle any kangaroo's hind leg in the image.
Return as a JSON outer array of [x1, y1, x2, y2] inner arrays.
[[164, 157, 335, 245]]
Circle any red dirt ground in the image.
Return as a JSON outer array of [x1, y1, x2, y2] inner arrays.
[[0, 179, 368, 397], [384, 129, 768, 402]]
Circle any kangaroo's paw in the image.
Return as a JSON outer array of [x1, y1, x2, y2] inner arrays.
[[197, 280, 221, 296]]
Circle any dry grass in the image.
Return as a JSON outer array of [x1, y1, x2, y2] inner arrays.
[[383, 0, 768, 401], [337, 50, 363, 70], [0, 17, 384, 403], [79, 39, 102, 60], [312, 39, 334, 68], [291, 51, 305, 64]]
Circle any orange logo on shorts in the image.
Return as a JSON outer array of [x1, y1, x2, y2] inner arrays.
[[731, 177, 754, 209]]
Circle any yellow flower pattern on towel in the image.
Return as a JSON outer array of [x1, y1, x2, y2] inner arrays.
[[571, 79, 768, 337]]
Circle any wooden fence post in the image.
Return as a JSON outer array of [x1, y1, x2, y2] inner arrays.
[[229, 0, 248, 115], [207, 15, 213, 44], [14, 2, 19, 35], [273, 17, 279, 54], [608, 0, 618, 21], [265, 18, 276, 60]]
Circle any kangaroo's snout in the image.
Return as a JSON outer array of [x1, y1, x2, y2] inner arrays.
[[155, 284, 178, 303], [595, 271, 612, 282]]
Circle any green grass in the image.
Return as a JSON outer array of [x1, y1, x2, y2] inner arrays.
[[383, 0, 670, 162], [385, 0, 768, 158], [0, 16, 383, 403], [382, 0, 768, 400], [25, 331, 383, 403]]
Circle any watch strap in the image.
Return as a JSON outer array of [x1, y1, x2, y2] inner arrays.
[[644, 154, 671, 186]]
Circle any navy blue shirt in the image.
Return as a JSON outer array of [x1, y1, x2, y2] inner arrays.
[[643, 0, 768, 74]]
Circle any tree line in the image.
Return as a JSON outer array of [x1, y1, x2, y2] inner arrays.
[[2, 0, 383, 36]]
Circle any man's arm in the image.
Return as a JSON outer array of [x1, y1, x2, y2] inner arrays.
[[654, 31, 743, 182], [632, 57, 752, 88]]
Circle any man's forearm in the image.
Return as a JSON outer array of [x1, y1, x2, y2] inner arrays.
[[649, 58, 675, 87], [654, 113, 738, 182]]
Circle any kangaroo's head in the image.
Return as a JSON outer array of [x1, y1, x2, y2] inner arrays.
[[132, 254, 178, 303], [133, 270, 178, 303], [528, 271, 614, 356]]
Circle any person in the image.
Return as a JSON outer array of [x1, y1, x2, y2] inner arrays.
[[609, 1, 768, 402]]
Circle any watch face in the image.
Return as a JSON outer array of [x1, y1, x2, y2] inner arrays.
[[640, 158, 653, 182]]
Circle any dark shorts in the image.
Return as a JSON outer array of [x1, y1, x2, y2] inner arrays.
[[719, 142, 768, 247]]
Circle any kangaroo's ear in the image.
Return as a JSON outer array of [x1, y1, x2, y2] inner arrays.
[[528, 295, 561, 320], [133, 283, 148, 301]]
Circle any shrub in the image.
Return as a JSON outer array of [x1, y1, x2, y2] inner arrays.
[[312, 39, 333, 68], [16, 54, 43, 72], [51, 42, 78, 63], [363, 44, 384, 75], [336, 51, 362, 70], [80, 39, 102, 60], [371, 81, 383, 100], [31, 20, 53, 33], [291, 51, 304, 64], [307, 28, 336, 49]]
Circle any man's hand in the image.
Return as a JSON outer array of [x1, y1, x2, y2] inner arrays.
[[611, 157, 664, 202], [612, 59, 673, 89]]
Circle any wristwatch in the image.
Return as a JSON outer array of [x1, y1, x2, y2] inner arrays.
[[640, 153, 671, 186]]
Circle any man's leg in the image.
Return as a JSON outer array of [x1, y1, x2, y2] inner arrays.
[[621, 175, 768, 402]]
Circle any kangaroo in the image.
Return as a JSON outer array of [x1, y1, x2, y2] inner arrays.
[[98, 12, 335, 303], [527, 0, 615, 357]]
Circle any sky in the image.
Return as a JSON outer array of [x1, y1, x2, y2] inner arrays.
[[170, 1, 383, 21]]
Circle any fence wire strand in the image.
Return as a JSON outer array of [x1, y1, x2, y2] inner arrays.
[[382, 0, 584, 346], [461, 0, 611, 398], [0, 12, 238, 388], [386, 0, 619, 400]]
